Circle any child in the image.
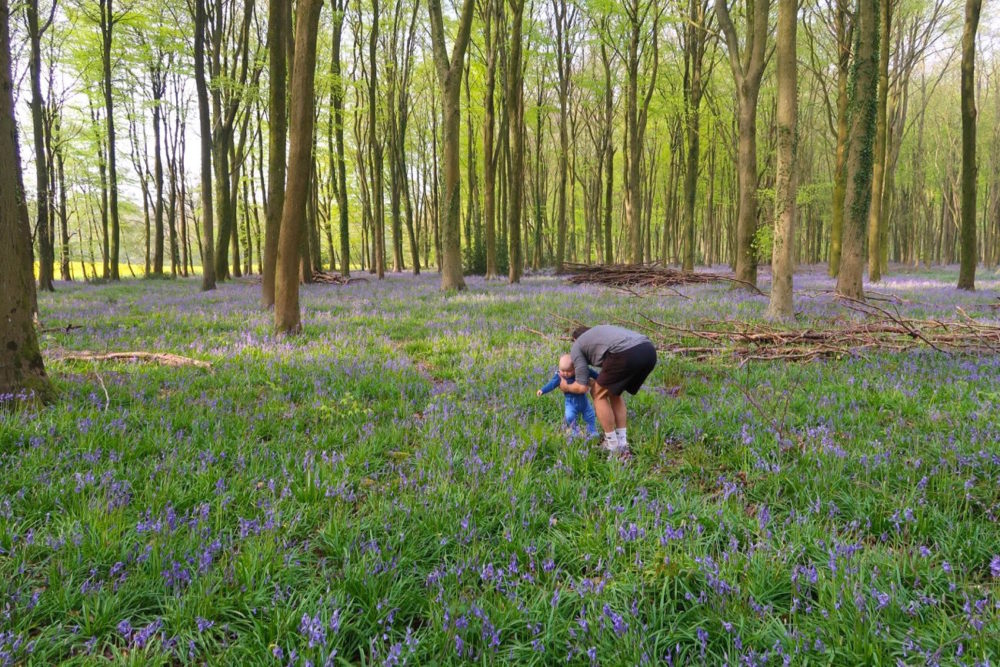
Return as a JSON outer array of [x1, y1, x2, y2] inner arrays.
[[537, 354, 599, 437]]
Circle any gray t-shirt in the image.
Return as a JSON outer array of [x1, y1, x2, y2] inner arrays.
[[570, 325, 651, 385]]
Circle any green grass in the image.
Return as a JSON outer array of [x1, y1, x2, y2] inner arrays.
[[2, 270, 999, 665]]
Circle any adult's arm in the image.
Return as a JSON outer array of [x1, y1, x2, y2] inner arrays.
[[539, 373, 560, 395], [569, 341, 591, 388]]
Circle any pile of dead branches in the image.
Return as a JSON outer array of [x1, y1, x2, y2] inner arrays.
[[245, 271, 368, 286], [565, 263, 759, 293], [629, 297, 1000, 363], [310, 271, 369, 285]]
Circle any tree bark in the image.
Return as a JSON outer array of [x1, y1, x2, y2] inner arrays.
[[624, 0, 659, 265], [26, 0, 54, 291], [716, 0, 769, 288], [836, 0, 879, 299], [100, 0, 121, 280], [506, 0, 525, 282], [428, 0, 475, 289], [481, 0, 498, 278], [275, 0, 323, 332], [263, 0, 289, 304], [867, 0, 891, 282], [766, 0, 797, 318], [957, 0, 981, 290], [194, 0, 216, 290], [682, 0, 708, 271], [331, 0, 350, 277], [1, 0, 51, 401], [828, 0, 853, 277], [552, 0, 576, 272]]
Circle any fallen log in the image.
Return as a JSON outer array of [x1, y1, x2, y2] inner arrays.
[[50, 351, 211, 368]]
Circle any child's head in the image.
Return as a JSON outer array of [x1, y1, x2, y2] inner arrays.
[[558, 354, 575, 378]]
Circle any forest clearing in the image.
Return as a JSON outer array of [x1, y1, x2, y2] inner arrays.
[[3, 267, 1000, 664]]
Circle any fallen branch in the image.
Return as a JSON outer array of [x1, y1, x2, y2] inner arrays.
[[629, 303, 1000, 363], [565, 263, 764, 295], [50, 351, 211, 368], [38, 323, 84, 334]]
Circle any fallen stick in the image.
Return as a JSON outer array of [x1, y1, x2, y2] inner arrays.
[[50, 351, 211, 368]]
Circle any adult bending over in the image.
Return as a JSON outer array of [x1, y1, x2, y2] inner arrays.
[[560, 325, 658, 455]]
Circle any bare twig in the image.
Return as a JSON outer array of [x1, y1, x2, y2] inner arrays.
[[95, 372, 110, 411]]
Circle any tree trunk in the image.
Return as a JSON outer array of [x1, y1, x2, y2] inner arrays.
[[957, 0, 981, 289], [506, 0, 525, 282], [553, 0, 575, 272], [152, 70, 165, 275], [263, 0, 289, 304], [331, 0, 350, 277], [681, 0, 707, 271], [100, 0, 121, 280], [482, 0, 498, 278], [867, 0, 891, 282], [275, 0, 323, 332], [716, 0, 769, 288], [623, 0, 659, 265], [828, 0, 853, 277], [836, 0, 879, 299], [26, 0, 53, 291], [601, 42, 614, 264], [428, 0, 475, 289], [766, 0, 797, 319], [1, 0, 51, 401], [194, 0, 216, 290]]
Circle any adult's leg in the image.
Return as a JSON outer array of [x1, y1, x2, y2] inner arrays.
[[591, 383, 616, 433], [610, 394, 627, 429]]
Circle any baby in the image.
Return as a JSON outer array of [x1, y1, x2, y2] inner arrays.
[[537, 354, 599, 437]]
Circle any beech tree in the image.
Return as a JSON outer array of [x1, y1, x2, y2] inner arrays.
[[836, 0, 879, 300], [957, 0, 981, 290], [275, 0, 323, 333], [1, 0, 52, 401], [716, 0, 769, 288], [766, 0, 796, 318], [262, 0, 289, 306], [428, 0, 475, 290]]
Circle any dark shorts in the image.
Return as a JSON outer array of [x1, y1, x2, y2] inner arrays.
[[594, 341, 657, 397]]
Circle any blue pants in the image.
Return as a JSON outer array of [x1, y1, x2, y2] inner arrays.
[[565, 399, 598, 436]]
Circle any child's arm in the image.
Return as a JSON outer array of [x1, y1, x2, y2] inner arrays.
[[538, 373, 560, 396]]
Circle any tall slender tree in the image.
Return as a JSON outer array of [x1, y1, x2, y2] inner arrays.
[[275, 0, 323, 332], [194, 0, 216, 290], [716, 0, 770, 287], [26, 0, 56, 291], [680, 0, 711, 271], [506, 0, 526, 282], [263, 0, 289, 306], [766, 0, 797, 318], [552, 0, 577, 273], [98, 0, 123, 280], [330, 0, 350, 277], [427, 0, 475, 290], [480, 0, 500, 278], [836, 0, 879, 299], [957, 0, 981, 290], [622, 0, 660, 265], [867, 0, 892, 282]]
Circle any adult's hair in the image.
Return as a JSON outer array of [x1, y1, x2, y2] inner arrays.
[[571, 326, 590, 340]]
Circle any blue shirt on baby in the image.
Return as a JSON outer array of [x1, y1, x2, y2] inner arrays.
[[539, 367, 599, 412]]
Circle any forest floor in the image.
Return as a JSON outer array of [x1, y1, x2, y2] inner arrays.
[[3, 264, 1000, 665]]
